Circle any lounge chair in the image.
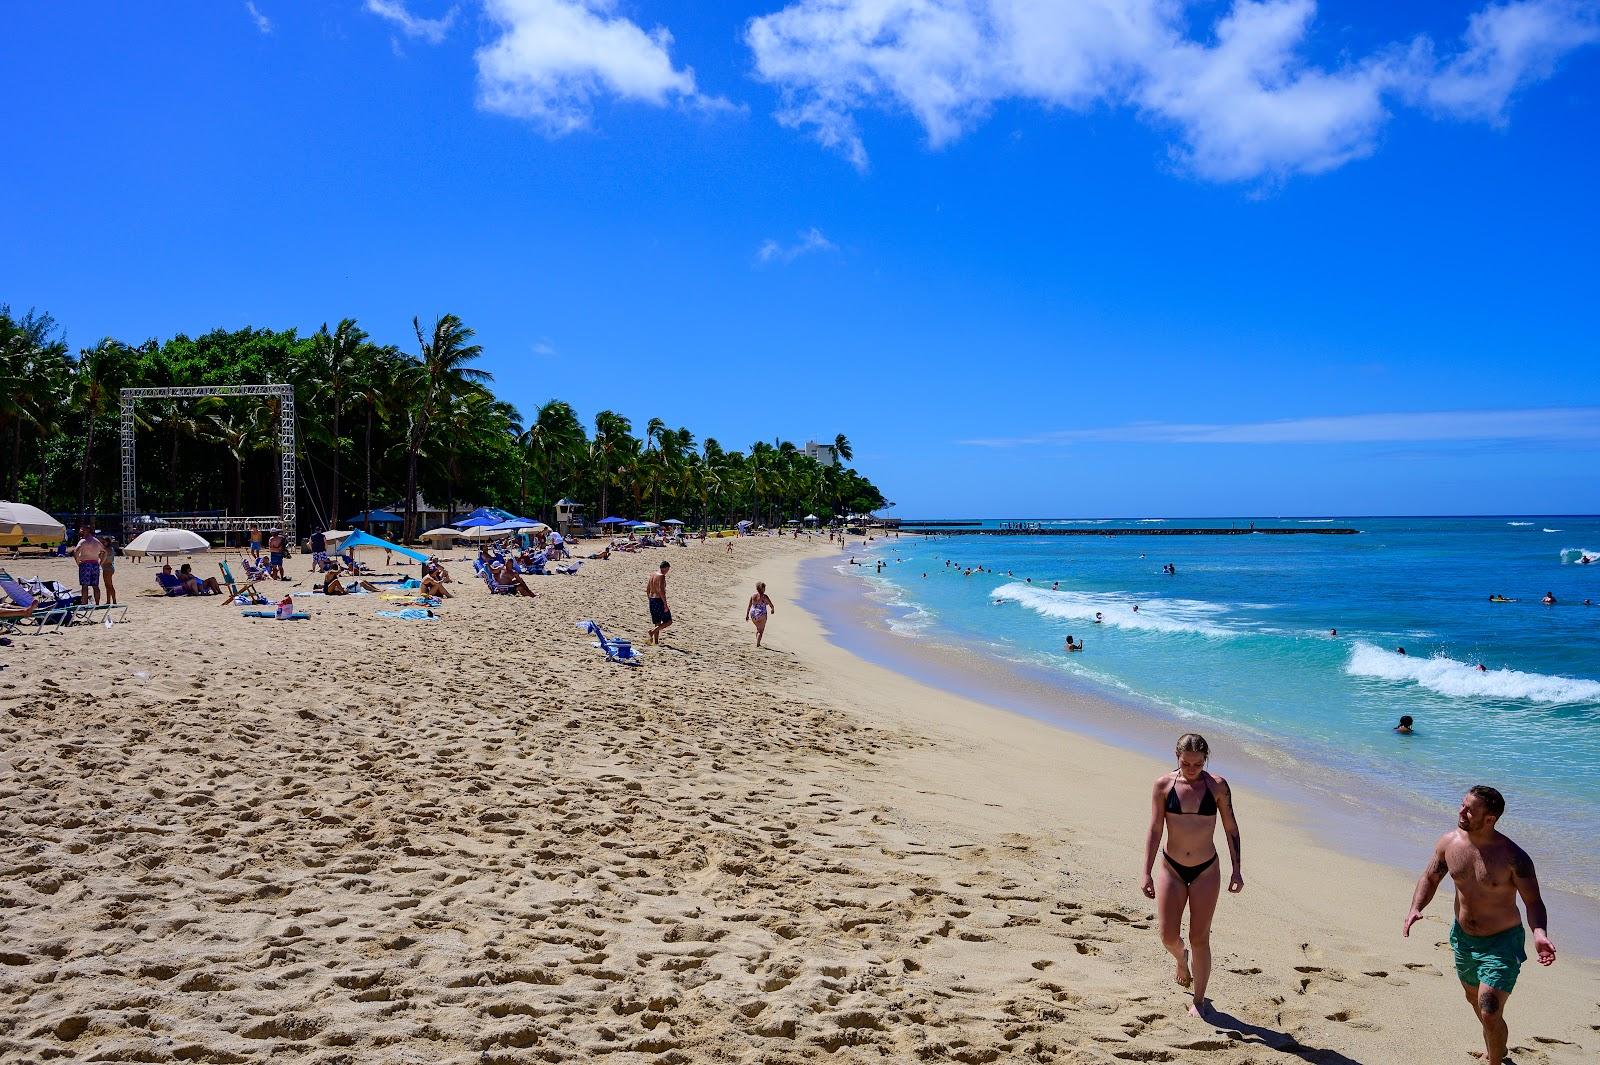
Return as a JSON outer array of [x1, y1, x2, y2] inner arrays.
[[576, 620, 641, 665], [238, 555, 270, 582], [217, 560, 264, 606], [156, 572, 191, 596], [0, 576, 72, 634], [480, 569, 517, 595]]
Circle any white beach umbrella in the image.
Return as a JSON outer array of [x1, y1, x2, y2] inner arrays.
[[418, 527, 461, 541], [124, 528, 211, 556], [460, 525, 506, 541], [0, 501, 67, 544]]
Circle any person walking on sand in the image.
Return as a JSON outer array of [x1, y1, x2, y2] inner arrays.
[[248, 525, 262, 560], [1404, 786, 1555, 1065], [72, 525, 104, 607], [647, 561, 672, 644], [1142, 733, 1243, 1017], [745, 581, 775, 647]]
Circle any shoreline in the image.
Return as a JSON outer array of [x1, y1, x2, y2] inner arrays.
[[807, 541, 1600, 951], [758, 540, 1600, 1060]]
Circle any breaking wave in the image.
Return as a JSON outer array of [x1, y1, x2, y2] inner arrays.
[[1507, 521, 1535, 526], [1345, 641, 1600, 704], [993, 582, 1236, 637], [1559, 547, 1599, 565]]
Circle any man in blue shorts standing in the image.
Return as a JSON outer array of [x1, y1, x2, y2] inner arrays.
[[1404, 785, 1555, 1065], [646, 560, 672, 645]]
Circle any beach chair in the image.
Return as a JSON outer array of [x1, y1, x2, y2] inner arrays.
[[576, 620, 641, 665], [156, 572, 191, 596], [217, 560, 264, 606], [0, 576, 72, 634], [238, 554, 270, 582], [480, 569, 517, 595]]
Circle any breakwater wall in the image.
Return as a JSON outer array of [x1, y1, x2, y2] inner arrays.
[[903, 527, 1359, 536]]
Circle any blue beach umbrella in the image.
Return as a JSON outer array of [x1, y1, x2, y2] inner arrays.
[[597, 516, 628, 525], [455, 515, 499, 528]]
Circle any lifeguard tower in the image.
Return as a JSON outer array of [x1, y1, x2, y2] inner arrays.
[[554, 498, 584, 538]]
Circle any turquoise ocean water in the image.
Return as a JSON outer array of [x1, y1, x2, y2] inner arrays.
[[838, 517, 1600, 899]]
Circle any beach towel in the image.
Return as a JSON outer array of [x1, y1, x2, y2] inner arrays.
[[242, 610, 309, 620], [377, 608, 435, 621]]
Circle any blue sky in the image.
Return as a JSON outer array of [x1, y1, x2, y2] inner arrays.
[[5, 1, 1598, 516]]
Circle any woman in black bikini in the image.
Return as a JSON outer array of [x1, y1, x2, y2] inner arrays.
[[1141, 733, 1244, 1016]]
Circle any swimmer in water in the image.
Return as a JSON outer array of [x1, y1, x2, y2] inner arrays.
[[1052, 581, 1059, 591], [1396, 647, 1407, 656], [1477, 664, 1488, 672], [1133, 604, 1140, 613], [1094, 612, 1104, 624], [1330, 628, 1338, 637], [1064, 635, 1082, 652], [1541, 592, 1556, 605], [1395, 715, 1414, 735]]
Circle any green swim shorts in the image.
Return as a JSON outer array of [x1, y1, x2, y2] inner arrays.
[[1450, 921, 1526, 994]]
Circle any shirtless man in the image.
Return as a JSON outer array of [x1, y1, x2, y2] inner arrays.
[[1404, 786, 1555, 1065], [72, 525, 104, 606], [646, 561, 672, 644], [267, 530, 286, 580]]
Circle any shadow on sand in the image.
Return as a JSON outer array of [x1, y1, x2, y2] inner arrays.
[[1201, 1006, 1365, 1065]]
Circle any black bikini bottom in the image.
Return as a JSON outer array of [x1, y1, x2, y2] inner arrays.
[[1163, 851, 1218, 886]]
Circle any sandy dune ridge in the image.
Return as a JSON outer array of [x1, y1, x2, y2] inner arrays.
[[1, 538, 1596, 1063]]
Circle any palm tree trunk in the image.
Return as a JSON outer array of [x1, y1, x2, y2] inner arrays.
[[330, 406, 340, 530], [364, 401, 374, 530], [77, 414, 97, 525]]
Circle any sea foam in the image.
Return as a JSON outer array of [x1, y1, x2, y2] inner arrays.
[[1507, 521, 1535, 526], [993, 582, 1235, 636], [1345, 641, 1600, 704]]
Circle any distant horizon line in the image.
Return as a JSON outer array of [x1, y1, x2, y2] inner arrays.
[[889, 514, 1600, 521]]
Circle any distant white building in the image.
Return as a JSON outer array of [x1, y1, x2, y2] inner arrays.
[[804, 439, 839, 466]]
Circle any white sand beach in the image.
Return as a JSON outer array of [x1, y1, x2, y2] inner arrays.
[[1, 536, 1597, 1063]]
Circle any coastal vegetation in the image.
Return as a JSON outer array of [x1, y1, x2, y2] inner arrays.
[[0, 305, 887, 537]]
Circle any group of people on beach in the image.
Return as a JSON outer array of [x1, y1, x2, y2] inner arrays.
[[1149, 732, 1554, 1064], [70, 525, 117, 607]]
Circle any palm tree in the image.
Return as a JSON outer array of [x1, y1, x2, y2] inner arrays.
[[403, 315, 488, 540], [308, 318, 369, 525], [833, 432, 853, 464], [527, 400, 584, 519], [590, 410, 633, 519], [348, 344, 401, 530]]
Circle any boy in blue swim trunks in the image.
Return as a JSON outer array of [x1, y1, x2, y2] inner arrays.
[[1404, 785, 1556, 1065]]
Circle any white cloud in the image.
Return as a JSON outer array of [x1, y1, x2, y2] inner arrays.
[[960, 408, 1600, 447], [533, 338, 558, 356], [365, 0, 459, 44], [245, 1, 272, 34], [757, 226, 838, 264], [476, 0, 716, 134], [746, 0, 1600, 180]]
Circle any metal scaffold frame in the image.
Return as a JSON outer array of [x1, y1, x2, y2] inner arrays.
[[120, 384, 296, 538]]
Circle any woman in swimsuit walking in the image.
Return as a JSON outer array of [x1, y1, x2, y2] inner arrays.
[[1141, 733, 1243, 1016], [745, 581, 775, 647]]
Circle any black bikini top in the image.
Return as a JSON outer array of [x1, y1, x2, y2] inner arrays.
[[1165, 774, 1217, 816]]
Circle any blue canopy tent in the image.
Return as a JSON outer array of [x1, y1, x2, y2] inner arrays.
[[339, 528, 428, 563], [456, 505, 516, 526], [346, 509, 403, 526]]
